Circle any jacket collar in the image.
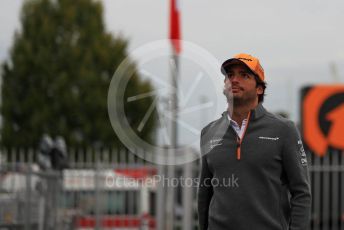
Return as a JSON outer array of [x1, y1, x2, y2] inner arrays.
[[221, 103, 266, 121], [250, 103, 266, 120]]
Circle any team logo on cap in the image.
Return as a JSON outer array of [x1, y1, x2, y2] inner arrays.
[[238, 57, 253, 62]]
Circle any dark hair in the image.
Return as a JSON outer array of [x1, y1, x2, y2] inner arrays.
[[254, 75, 267, 103]]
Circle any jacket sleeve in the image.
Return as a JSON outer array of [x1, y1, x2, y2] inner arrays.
[[197, 129, 213, 230], [282, 121, 312, 230]]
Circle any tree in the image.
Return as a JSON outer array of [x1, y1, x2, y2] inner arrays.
[[1, 0, 156, 148]]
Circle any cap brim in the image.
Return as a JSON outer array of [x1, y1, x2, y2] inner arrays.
[[221, 58, 248, 75]]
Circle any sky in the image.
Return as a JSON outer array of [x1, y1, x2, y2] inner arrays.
[[1, 0, 344, 148]]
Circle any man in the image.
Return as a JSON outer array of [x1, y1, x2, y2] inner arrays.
[[197, 53, 311, 230]]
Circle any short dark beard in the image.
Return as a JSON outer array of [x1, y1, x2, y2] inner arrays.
[[223, 85, 258, 107], [233, 97, 245, 107], [232, 90, 257, 107]]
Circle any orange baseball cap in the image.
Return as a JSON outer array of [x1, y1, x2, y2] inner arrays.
[[221, 53, 265, 82]]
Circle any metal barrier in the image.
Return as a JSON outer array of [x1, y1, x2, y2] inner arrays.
[[0, 148, 158, 230], [309, 150, 344, 230], [0, 148, 343, 230]]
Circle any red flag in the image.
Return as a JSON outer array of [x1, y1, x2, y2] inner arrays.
[[169, 0, 181, 54]]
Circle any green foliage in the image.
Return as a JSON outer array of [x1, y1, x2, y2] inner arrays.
[[1, 0, 156, 148]]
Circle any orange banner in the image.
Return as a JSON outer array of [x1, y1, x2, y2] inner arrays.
[[302, 85, 344, 156]]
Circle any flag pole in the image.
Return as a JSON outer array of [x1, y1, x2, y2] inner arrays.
[[165, 48, 178, 230], [165, 0, 181, 229]]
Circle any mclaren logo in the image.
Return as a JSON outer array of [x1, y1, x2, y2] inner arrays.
[[238, 57, 253, 62], [258, 136, 279, 141]]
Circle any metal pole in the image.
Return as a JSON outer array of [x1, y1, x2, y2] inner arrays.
[[95, 151, 101, 230], [50, 171, 58, 230], [166, 52, 179, 230], [24, 165, 32, 230], [330, 62, 340, 82], [156, 153, 167, 230], [182, 148, 193, 230], [38, 194, 45, 230]]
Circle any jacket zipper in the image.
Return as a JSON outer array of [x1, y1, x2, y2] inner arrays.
[[235, 111, 251, 160]]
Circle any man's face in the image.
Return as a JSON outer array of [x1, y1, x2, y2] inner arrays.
[[223, 64, 263, 105]]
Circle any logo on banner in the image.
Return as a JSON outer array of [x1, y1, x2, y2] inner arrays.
[[301, 85, 344, 156]]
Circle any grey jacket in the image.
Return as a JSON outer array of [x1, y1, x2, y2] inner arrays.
[[197, 104, 311, 230]]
